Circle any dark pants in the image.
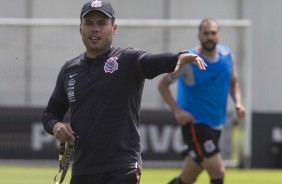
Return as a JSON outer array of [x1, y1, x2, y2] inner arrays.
[[70, 168, 141, 184]]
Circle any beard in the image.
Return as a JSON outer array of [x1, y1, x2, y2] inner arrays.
[[201, 40, 217, 52]]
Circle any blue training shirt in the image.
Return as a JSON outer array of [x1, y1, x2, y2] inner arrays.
[[176, 44, 233, 128]]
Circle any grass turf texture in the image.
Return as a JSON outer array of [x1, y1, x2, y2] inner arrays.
[[0, 165, 281, 184]]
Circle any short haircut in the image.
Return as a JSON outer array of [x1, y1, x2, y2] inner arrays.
[[199, 18, 219, 32]]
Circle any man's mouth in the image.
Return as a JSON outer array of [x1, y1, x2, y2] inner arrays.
[[206, 41, 214, 45], [89, 36, 100, 41]]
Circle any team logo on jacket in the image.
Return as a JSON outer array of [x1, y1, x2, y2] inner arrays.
[[104, 57, 118, 73]]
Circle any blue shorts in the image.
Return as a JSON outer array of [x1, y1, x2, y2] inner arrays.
[[181, 123, 222, 164]]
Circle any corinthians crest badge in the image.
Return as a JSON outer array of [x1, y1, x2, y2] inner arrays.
[[104, 57, 118, 73], [91, 0, 102, 8]]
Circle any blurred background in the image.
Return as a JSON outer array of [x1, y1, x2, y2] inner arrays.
[[0, 0, 281, 169]]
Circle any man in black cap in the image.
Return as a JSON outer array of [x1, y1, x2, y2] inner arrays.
[[42, 0, 207, 184]]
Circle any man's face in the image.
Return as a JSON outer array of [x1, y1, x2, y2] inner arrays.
[[198, 21, 219, 52], [80, 11, 117, 57]]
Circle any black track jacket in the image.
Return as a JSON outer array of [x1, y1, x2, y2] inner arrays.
[[42, 47, 178, 175]]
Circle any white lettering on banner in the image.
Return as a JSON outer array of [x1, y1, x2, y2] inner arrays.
[[31, 122, 58, 151], [31, 122, 185, 152], [272, 127, 282, 143], [172, 127, 186, 151], [140, 125, 185, 153], [149, 125, 172, 153]]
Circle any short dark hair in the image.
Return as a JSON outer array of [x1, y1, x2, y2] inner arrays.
[[199, 18, 219, 32]]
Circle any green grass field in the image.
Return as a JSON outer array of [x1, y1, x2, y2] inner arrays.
[[0, 165, 282, 184]]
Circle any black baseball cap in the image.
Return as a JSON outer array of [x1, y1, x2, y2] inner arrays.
[[80, 0, 115, 21]]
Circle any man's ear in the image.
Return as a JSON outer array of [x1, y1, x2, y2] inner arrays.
[[79, 20, 82, 34], [113, 24, 117, 35]]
